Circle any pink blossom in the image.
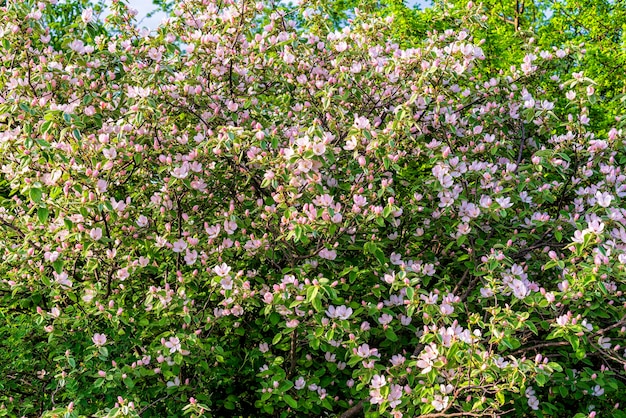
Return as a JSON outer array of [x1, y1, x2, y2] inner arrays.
[[224, 220, 238, 234], [440, 303, 454, 315], [587, 218, 604, 234], [53, 271, 72, 288], [184, 249, 198, 265], [136, 215, 148, 227], [171, 163, 189, 179], [480, 195, 493, 208], [421, 292, 438, 305], [312, 142, 326, 155], [97, 179, 108, 193], [390, 354, 406, 366], [69, 40, 86, 54], [220, 277, 233, 290], [81, 8, 93, 23], [572, 229, 587, 244], [378, 314, 393, 325], [172, 239, 187, 253], [92, 333, 107, 347], [335, 41, 348, 52], [319, 248, 337, 260], [595, 191, 613, 208], [286, 319, 299, 328], [388, 384, 403, 408], [495, 196, 512, 209], [510, 279, 529, 299], [369, 388, 384, 405], [325, 305, 353, 320], [283, 49, 295, 64], [370, 374, 386, 389], [432, 394, 449, 411], [112, 268, 128, 282], [383, 272, 395, 284], [294, 377, 306, 390], [214, 263, 231, 277], [44, 251, 59, 262], [89, 227, 103, 241], [353, 115, 371, 130], [355, 344, 379, 358], [164, 336, 181, 353]]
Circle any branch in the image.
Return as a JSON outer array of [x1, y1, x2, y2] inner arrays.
[[451, 269, 470, 296], [339, 340, 427, 416], [595, 314, 626, 335], [419, 410, 515, 417], [0, 217, 42, 251], [509, 341, 569, 356], [339, 400, 364, 418], [287, 330, 298, 379], [513, 122, 525, 174], [138, 393, 172, 416]]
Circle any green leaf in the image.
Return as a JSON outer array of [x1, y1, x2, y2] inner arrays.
[[385, 328, 398, 342], [52, 259, 64, 274], [294, 225, 303, 242], [36, 138, 51, 148], [527, 321, 538, 336], [40, 120, 53, 134], [279, 380, 294, 392], [372, 246, 386, 265], [37, 207, 49, 223], [536, 373, 548, 387], [565, 334, 579, 351], [310, 338, 319, 350], [312, 294, 323, 313], [501, 337, 520, 350], [283, 394, 298, 409], [555, 230, 563, 242], [30, 188, 42, 203], [123, 377, 135, 388], [306, 286, 318, 303]]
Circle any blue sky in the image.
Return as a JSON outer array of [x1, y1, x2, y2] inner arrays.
[[122, 0, 167, 29], [119, 0, 433, 30]]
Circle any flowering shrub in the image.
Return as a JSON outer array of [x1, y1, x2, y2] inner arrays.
[[1, 0, 626, 417]]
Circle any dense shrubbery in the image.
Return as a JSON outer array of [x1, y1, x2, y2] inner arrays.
[[1, 0, 626, 416]]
